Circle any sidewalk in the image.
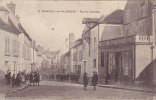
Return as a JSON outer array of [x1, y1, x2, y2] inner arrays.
[[98, 84, 156, 93], [0, 81, 30, 95]]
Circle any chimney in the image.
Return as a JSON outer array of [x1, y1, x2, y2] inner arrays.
[[69, 33, 74, 49], [6, 1, 16, 15]]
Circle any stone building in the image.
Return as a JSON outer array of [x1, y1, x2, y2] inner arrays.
[[98, 10, 124, 84], [18, 24, 32, 73], [82, 18, 99, 79], [98, 0, 156, 86], [70, 38, 83, 74], [0, 2, 33, 77], [60, 51, 70, 74], [0, 5, 21, 76]]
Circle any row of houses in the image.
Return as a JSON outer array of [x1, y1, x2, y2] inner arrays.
[[0, 2, 46, 78], [60, 0, 156, 86]]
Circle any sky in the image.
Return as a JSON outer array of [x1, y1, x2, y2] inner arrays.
[[5, 0, 127, 52]]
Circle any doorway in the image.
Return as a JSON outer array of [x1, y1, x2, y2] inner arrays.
[[115, 52, 122, 82], [84, 61, 86, 73]]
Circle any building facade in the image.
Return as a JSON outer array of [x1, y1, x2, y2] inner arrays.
[[98, 0, 156, 86], [71, 38, 83, 75], [82, 18, 99, 79], [0, 3, 21, 76], [60, 51, 70, 74]]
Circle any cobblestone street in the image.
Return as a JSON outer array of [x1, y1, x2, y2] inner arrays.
[[5, 81, 156, 100]]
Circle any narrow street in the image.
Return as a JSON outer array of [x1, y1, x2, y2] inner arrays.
[[5, 81, 155, 100]]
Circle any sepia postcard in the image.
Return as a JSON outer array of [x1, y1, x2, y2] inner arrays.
[[0, 0, 156, 100]]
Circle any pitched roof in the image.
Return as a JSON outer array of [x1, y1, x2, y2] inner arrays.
[[18, 23, 32, 41], [0, 3, 21, 34], [0, 2, 32, 40], [72, 38, 83, 48], [64, 51, 70, 57], [82, 18, 99, 24], [99, 9, 124, 24]]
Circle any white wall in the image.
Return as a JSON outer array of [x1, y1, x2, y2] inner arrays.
[[135, 45, 151, 78]]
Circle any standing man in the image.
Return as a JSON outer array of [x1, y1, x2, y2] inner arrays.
[[92, 71, 98, 90], [12, 74, 16, 87], [83, 72, 88, 90], [29, 72, 33, 86], [8, 71, 11, 85]]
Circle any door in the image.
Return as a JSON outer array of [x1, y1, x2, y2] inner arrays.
[[115, 52, 122, 82], [84, 61, 86, 73]]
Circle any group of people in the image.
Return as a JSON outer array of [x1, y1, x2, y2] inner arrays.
[[29, 72, 40, 86], [5, 71, 27, 87], [55, 73, 80, 83], [5, 71, 40, 87], [83, 71, 98, 90]]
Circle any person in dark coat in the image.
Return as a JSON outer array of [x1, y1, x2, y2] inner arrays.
[[83, 72, 88, 90], [8, 72, 11, 85], [92, 71, 98, 90], [29, 73, 33, 86], [12, 74, 16, 87], [16, 73, 21, 87], [36, 73, 40, 85]]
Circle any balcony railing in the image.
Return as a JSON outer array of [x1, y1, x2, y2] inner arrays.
[[99, 35, 152, 47]]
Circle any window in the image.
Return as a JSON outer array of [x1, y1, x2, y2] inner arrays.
[[12, 40, 19, 56], [79, 50, 83, 61], [5, 37, 10, 55], [5, 61, 9, 72], [108, 53, 115, 74], [73, 52, 77, 61], [94, 37, 96, 51], [93, 59, 96, 68], [122, 52, 132, 77], [84, 61, 86, 72], [89, 42, 90, 57], [94, 37, 96, 44], [77, 65, 81, 74], [101, 52, 104, 67]]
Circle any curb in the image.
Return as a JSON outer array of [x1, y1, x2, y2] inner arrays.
[[98, 85, 156, 93]]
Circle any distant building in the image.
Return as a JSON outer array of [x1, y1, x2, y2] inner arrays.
[[60, 51, 70, 74], [70, 38, 83, 74], [18, 24, 32, 73]]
